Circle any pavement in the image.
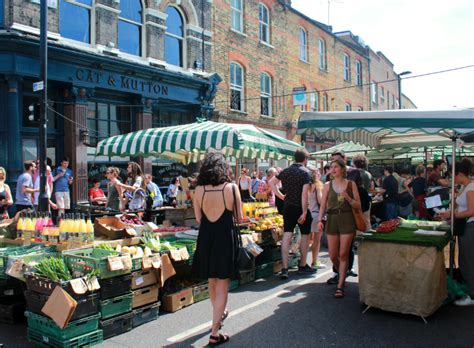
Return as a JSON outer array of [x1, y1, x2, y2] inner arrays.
[[1, 252, 474, 347]]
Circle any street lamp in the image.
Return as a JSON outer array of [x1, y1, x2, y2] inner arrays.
[[397, 71, 412, 109]]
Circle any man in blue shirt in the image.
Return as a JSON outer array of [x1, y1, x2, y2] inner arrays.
[[52, 157, 73, 217], [15, 160, 39, 214]]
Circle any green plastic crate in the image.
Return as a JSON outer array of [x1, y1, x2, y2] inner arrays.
[[255, 262, 275, 279], [228, 279, 239, 291], [99, 292, 133, 319], [256, 247, 281, 265], [62, 248, 131, 279], [0, 245, 54, 279], [131, 257, 142, 272], [239, 269, 256, 285], [192, 282, 209, 302], [27, 328, 103, 348], [25, 311, 100, 340]]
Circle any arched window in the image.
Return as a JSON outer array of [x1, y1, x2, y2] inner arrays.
[[118, 0, 143, 56], [355, 60, 362, 86], [322, 93, 329, 111], [260, 73, 272, 116], [259, 3, 270, 43], [60, 0, 92, 43], [230, 62, 244, 111], [318, 39, 326, 70], [165, 6, 185, 67], [310, 90, 319, 111], [299, 28, 307, 61]]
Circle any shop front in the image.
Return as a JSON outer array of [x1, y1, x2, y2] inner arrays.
[[0, 35, 220, 203]]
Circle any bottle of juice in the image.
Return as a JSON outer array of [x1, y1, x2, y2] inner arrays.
[[25, 213, 35, 242], [58, 216, 67, 243], [16, 213, 25, 239], [78, 214, 87, 244], [86, 214, 94, 243], [34, 213, 44, 241]]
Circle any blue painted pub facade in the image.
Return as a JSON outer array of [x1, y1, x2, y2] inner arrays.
[[0, 0, 219, 202]]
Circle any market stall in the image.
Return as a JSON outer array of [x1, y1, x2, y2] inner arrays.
[[298, 108, 474, 317], [311, 141, 372, 160]]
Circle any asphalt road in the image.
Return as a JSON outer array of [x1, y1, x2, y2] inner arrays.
[[1, 252, 474, 348]]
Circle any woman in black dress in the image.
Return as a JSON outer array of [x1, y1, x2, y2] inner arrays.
[[192, 152, 242, 346]]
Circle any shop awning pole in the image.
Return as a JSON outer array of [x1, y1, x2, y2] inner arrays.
[[449, 137, 457, 277]]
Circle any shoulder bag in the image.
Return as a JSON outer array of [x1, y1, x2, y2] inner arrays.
[[232, 185, 254, 270], [347, 181, 367, 232]]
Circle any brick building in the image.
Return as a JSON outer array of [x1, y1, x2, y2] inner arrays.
[[211, 1, 414, 152], [0, 0, 220, 201], [211, 0, 372, 152]]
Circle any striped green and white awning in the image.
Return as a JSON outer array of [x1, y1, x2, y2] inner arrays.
[[96, 121, 303, 163], [311, 142, 372, 159], [298, 109, 474, 148]]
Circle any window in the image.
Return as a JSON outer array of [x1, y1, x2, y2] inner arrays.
[[371, 82, 378, 104], [230, 62, 244, 111], [299, 28, 308, 61], [118, 0, 143, 56], [380, 86, 385, 104], [318, 39, 326, 70], [392, 94, 395, 109], [60, 0, 92, 43], [310, 91, 319, 111], [260, 73, 272, 116], [345, 103, 352, 111], [165, 7, 185, 67], [152, 109, 194, 128], [231, 0, 243, 32], [322, 94, 328, 111], [259, 3, 270, 43], [87, 102, 132, 146], [343, 54, 350, 81], [355, 60, 362, 86], [387, 90, 390, 108]]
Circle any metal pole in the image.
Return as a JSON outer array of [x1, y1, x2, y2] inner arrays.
[[398, 75, 402, 109], [449, 138, 456, 276], [38, 0, 49, 212]]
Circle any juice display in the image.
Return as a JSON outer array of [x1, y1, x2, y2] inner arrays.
[[86, 216, 94, 243], [78, 214, 87, 243], [16, 214, 25, 239]]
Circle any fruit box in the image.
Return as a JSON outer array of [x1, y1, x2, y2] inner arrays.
[[132, 285, 159, 309], [162, 288, 194, 313], [131, 269, 158, 290], [94, 217, 130, 240], [116, 214, 145, 234]]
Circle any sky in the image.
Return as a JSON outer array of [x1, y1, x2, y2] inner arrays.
[[291, 0, 474, 109]]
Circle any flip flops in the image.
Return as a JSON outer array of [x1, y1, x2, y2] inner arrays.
[[209, 333, 230, 346]]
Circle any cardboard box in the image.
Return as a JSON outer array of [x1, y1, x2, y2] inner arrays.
[[132, 285, 159, 309], [94, 217, 130, 240], [131, 269, 158, 290], [162, 288, 194, 313]]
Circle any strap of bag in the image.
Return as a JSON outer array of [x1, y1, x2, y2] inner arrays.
[[231, 184, 243, 247], [347, 181, 354, 199]]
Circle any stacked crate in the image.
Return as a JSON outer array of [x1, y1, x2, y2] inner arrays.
[[0, 276, 26, 324], [130, 268, 160, 328], [255, 245, 282, 279], [24, 273, 102, 347]]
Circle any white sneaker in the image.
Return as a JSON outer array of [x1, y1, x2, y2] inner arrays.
[[454, 296, 474, 306]]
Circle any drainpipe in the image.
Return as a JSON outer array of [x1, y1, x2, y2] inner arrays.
[[201, 0, 205, 71], [367, 49, 372, 111]]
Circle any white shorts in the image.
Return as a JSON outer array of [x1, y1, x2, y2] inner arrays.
[[310, 211, 320, 232], [55, 191, 71, 210]]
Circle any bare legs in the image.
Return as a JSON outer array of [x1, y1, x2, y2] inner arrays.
[[310, 231, 323, 266], [327, 233, 355, 289], [281, 232, 293, 268], [208, 278, 230, 337], [299, 234, 310, 267]]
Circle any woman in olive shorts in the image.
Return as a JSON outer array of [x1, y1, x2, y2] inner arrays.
[[317, 158, 361, 298]]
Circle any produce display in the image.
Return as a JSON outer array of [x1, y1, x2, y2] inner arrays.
[[248, 215, 284, 231], [152, 227, 190, 233], [33, 257, 72, 282], [376, 219, 400, 233], [119, 214, 145, 226]]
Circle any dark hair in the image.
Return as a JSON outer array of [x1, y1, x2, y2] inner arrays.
[[330, 158, 347, 178], [24, 160, 35, 171], [128, 161, 144, 182], [331, 150, 345, 159], [197, 152, 232, 186], [61, 157, 70, 163], [294, 148, 310, 163], [384, 166, 394, 174], [433, 159, 445, 169], [92, 179, 100, 184], [323, 164, 331, 172], [352, 154, 368, 169], [455, 158, 472, 177], [347, 168, 362, 187]]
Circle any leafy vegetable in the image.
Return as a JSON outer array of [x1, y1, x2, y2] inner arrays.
[[141, 232, 161, 252], [34, 257, 72, 282], [95, 243, 114, 251]]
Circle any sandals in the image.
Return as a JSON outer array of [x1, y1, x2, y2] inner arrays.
[[209, 333, 230, 346], [334, 288, 345, 299], [219, 309, 229, 329]]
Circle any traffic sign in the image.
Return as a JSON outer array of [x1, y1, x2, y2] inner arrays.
[[33, 81, 44, 92]]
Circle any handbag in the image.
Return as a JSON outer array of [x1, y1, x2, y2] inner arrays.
[[232, 185, 254, 271], [348, 181, 367, 231]]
